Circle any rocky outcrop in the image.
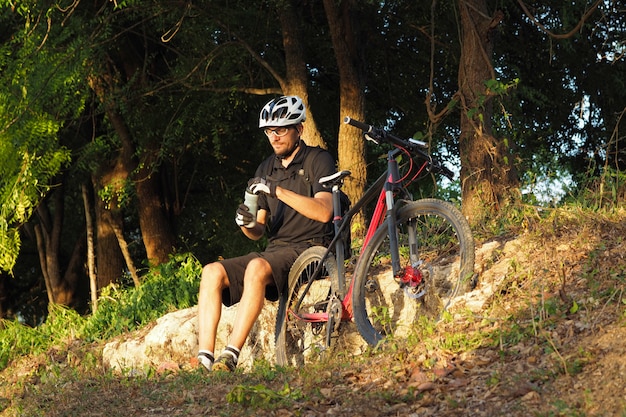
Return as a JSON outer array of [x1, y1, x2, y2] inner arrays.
[[102, 302, 279, 373], [102, 241, 510, 374]]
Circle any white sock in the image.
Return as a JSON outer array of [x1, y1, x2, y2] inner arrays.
[[197, 350, 214, 371], [222, 345, 240, 364]]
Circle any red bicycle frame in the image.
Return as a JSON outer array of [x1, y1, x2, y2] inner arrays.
[[291, 147, 430, 324]]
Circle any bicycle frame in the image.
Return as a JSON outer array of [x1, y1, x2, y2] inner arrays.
[[291, 146, 431, 324]]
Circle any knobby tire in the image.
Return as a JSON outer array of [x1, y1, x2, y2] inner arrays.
[[352, 198, 475, 346], [275, 246, 338, 367]]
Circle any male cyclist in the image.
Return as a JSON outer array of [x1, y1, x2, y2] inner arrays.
[[196, 96, 336, 372]]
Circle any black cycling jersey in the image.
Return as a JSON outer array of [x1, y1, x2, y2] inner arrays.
[[256, 141, 336, 246], [219, 141, 337, 305]]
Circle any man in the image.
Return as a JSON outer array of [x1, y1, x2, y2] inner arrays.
[[197, 95, 336, 372]]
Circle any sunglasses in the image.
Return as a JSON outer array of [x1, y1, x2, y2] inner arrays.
[[263, 126, 294, 137]]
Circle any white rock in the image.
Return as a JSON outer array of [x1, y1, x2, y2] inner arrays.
[[103, 302, 278, 373]]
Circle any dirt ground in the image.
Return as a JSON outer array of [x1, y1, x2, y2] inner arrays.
[[1, 209, 625, 416]]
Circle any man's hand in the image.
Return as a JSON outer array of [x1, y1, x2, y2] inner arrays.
[[248, 177, 277, 198], [235, 203, 256, 228]]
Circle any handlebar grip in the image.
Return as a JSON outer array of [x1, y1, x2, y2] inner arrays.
[[343, 116, 374, 133], [441, 166, 455, 180]]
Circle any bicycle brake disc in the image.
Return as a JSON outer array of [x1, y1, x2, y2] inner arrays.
[[404, 285, 426, 299], [403, 263, 432, 299]]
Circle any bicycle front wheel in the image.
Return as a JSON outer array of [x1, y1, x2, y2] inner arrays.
[[275, 246, 338, 367], [352, 198, 475, 346]]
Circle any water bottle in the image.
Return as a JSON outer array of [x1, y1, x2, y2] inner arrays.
[[241, 190, 258, 228]]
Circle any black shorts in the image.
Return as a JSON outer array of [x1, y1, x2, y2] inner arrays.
[[219, 242, 309, 306]]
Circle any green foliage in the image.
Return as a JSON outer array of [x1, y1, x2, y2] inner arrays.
[[82, 253, 201, 341], [0, 0, 89, 272], [74, 134, 119, 175], [98, 179, 135, 210], [0, 79, 74, 270], [226, 382, 303, 408], [0, 253, 201, 369], [484, 78, 520, 97], [567, 166, 626, 210], [0, 137, 71, 271], [0, 304, 84, 369]]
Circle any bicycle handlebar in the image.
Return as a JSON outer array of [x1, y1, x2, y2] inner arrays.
[[343, 116, 455, 180], [344, 116, 428, 149]]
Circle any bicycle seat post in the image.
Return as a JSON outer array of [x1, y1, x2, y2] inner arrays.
[[320, 169, 351, 297], [332, 183, 347, 296]]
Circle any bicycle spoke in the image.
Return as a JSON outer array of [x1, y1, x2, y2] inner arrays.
[[275, 247, 337, 367]]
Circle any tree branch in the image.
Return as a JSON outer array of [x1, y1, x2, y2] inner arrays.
[[213, 18, 286, 88], [107, 218, 141, 287], [516, 0, 603, 39]]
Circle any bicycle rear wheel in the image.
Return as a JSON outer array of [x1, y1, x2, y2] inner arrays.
[[275, 246, 338, 367], [352, 198, 475, 346]]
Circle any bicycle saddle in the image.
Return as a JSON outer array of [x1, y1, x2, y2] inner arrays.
[[319, 170, 351, 188]]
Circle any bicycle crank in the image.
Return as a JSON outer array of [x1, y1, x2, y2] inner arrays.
[[325, 296, 343, 346]]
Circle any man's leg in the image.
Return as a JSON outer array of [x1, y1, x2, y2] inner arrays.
[[229, 257, 274, 348], [197, 262, 229, 369], [213, 257, 273, 371]]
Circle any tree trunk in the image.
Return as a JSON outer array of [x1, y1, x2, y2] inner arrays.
[[323, 0, 368, 237], [63, 229, 87, 305], [457, 0, 518, 226], [0, 272, 6, 319], [134, 146, 176, 267], [92, 172, 126, 290], [35, 190, 63, 304], [31, 182, 86, 308], [107, 105, 175, 268], [89, 59, 177, 271], [82, 183, 98, 310], [277, 1, 326, 149], [88, 71, 138, 289], [33, 185, 80, 306]]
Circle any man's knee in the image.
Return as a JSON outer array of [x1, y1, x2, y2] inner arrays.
[[200, 262, 228, 290], [245, 258, 273, 286]]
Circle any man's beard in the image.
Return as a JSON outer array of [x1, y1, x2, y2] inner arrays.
[[277, 139, 301, 159]]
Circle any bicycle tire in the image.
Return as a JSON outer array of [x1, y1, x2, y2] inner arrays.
[[352, 198, 475, 346], [275, 246, 338, 367]]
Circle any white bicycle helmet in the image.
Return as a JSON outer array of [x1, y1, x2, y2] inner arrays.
[[259, 95, 306, 128]]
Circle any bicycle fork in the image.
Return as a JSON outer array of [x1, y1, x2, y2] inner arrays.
[[379, 151, 427, 297]]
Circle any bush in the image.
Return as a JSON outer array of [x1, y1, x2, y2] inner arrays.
[[0, 304, 84, 369], [0, 252, 202, 369], [82, 252, 202, 341]]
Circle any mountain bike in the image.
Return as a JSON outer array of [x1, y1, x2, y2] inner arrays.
[[274, 117, 475, 367]]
